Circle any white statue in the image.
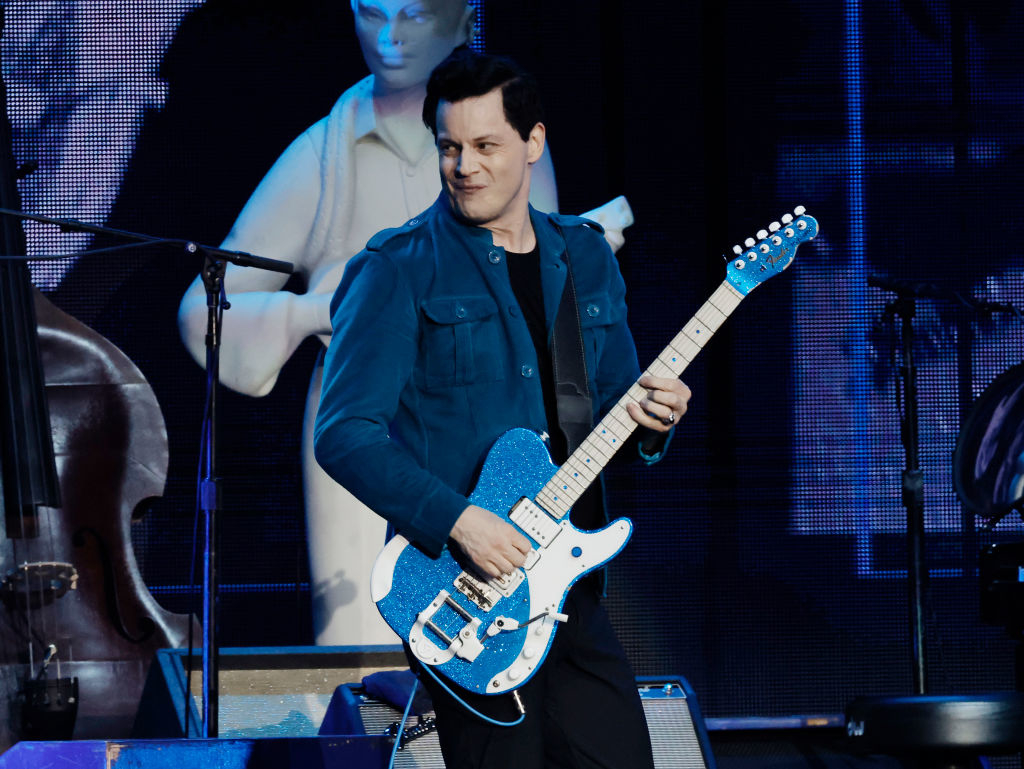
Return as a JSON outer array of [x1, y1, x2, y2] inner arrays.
[[178, 0, 630, 645]]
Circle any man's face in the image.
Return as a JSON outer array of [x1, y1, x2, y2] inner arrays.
[[436, 88, 545, 232], [353, 0, 470, 92]]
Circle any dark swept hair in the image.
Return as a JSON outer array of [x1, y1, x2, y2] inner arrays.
[[422, 49, 544, 141]]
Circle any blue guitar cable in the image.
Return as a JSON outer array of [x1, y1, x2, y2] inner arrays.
[[387, 678, 419, 769], [420, 663, 526, 728]]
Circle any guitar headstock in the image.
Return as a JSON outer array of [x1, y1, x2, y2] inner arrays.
[[725, 207, 818, 296]]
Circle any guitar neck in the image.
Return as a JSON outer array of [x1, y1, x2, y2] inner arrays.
[[534, 280, 745, 519]]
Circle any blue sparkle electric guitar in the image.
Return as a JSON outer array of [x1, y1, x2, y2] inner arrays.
[[371, 208, 819, 695]]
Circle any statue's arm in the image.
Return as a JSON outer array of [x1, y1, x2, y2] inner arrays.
[[178, 130, 329, 396], [529, 143, 633, 253]]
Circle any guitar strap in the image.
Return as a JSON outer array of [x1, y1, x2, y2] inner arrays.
[[550, 224, 593, 456]]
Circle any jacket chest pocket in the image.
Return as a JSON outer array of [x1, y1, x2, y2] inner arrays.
[[579, 292, 620, 382], [419, 296, 505, 389]]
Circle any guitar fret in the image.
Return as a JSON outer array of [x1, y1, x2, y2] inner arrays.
[[583, 435, 614, 461], [607, 408, 634, 434], [557, 474, 587, 498], [695, 302, 727, 330], [682, 319, 712, 346], [536, 489, 568, 518], [601, 415, 632, 441], [565, 456, 597, 484]]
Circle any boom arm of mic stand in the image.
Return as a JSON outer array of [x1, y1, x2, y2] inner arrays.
[[0, 206, 294, 275]]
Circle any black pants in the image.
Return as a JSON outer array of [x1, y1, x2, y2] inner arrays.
[[409, 581, 655, 769]]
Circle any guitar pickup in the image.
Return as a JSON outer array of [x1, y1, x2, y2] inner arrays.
[[509, 498, 562, 547]]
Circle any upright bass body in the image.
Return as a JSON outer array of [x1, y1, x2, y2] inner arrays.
[[0, 290, 198, 746]]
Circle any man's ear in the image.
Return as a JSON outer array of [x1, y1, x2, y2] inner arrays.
[[526, 122, 546, 165]]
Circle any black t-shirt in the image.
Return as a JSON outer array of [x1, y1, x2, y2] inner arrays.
[[505, 246, 602, 531]]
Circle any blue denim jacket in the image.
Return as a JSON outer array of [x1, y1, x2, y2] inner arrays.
[[313, 195, 665, 557]]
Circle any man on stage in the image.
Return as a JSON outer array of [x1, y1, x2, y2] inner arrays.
[[314, 50, 690, 768]]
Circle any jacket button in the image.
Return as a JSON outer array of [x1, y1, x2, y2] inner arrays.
[[521, 365, 534, 378], [508, 305, 519, 317], [586, 303, 600, 317], [488, 250, 502, 264], [455, 305, 466, 318], [407, 218, 418, 225]]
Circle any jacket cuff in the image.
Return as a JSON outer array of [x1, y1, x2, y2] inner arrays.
[[404, 486, 470, 557], [637, 426, 674, 465]]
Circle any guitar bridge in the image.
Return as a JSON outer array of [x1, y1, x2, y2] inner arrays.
[[454, 569, 523, 611]]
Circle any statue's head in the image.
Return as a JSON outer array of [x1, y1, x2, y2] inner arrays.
[[351, 0, 475, 92]]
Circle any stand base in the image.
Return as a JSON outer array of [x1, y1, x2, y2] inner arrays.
[[846, 693, 1024, 766]]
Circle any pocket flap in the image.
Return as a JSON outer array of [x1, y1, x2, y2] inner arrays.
[[421, 295, 499, 324]]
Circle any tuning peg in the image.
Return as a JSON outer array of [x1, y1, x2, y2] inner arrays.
[[794, 205, 806, 215], [756, 229, 768, 240], [768, 221, 781, 232], [732, 245, 742, 255], [781, 213, 793, 224], [744, 237, 755, 248]]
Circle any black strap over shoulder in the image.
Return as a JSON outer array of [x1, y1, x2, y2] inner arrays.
[[550, 224, 593, 455]]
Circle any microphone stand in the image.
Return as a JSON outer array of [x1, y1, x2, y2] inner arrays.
[[868, 273, 1020, 695], [0, 206, 293, 737]]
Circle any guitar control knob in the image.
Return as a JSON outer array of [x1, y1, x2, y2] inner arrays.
[[508, 667, 522, 681], [523, 646, 537, 659]]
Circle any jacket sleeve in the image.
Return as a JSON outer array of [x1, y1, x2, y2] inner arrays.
[[312, 250, 469, 556]]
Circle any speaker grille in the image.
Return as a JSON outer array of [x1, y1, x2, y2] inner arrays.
[[356, 695, 445, 769], [640, 684, 709, 769]]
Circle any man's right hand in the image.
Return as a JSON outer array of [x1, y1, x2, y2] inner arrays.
[[449, 504, 532, 579]]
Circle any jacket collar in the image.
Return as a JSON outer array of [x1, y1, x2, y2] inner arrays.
[[431, 195, 568, 335]]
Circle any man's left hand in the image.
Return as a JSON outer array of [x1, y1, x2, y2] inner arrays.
[[626, 374, 691, 433]]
